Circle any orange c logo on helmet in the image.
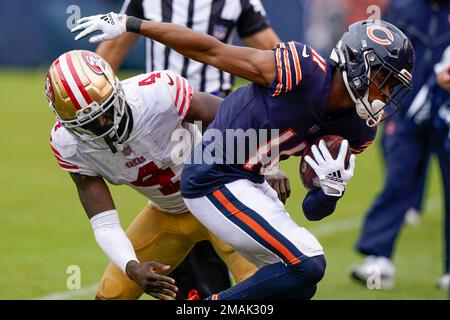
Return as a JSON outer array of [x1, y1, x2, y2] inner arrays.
[[367, 25, 394, 46]]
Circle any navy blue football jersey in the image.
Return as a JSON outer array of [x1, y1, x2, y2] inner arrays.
[[181, 42, 376, 198]]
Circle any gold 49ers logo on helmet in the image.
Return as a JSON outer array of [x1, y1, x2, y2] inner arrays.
[[45, 73, 55, 103], [82, 51, 106, 74]]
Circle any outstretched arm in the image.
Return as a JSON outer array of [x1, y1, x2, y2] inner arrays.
[[72, 12, 276, 86], [243, 27, 281, 50], [137, 20, 275, 85], [70, 173, 178, 299]]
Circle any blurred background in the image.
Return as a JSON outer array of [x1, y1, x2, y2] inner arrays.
[[0, 0, 448, 299], [0, 0, 390, 69]]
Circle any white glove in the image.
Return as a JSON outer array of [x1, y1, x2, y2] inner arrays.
[[304, 139, 356, 197], [71, 12, 127, 44]]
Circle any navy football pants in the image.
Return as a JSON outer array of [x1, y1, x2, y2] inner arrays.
[[380, 118, 430, 213]]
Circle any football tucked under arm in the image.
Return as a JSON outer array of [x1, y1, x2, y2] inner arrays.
[[299, 136, 355, 220]]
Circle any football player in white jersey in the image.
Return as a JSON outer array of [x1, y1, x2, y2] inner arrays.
[[45, 50, 260, 299]]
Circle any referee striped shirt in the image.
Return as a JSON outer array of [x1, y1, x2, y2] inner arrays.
[[121, 0, 271, 94]]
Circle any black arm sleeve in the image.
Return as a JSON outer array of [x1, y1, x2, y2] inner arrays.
[[302, 189, 341, 221], [121, 0, 145, 19], [236, 0, 270, 38]]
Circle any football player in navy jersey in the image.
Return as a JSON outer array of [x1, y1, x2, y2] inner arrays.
[[72, 13, 414, 299]]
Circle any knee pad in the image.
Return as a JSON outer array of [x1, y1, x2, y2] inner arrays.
[[289, 255, 326, 286], [96, 276, 142, 300], [307, 255, 327, 283], [283, 285, 317, 300], [266, 257, 325, 299], [302, 285, 317, 300]]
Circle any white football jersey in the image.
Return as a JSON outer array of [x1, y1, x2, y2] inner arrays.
[[50, 70, 201, 214]]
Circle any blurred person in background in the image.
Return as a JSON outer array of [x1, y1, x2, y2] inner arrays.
[[304, 0, 346, 55], [352, 0, 450, 289], [341, 0, 389, 26], [95, 0, 282, 300], [399, 47, 450, 289], [304, 0, 388, 57]]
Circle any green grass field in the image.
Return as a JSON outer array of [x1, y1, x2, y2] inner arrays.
[[0, 69, 447, 299]]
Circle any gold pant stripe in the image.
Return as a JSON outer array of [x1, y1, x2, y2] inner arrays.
[[96, 204, 256, 299]]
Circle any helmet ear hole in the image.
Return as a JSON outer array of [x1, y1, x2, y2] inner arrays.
[[347, 48, 358, 64], [349, 56, 358, 64], [389, 48, 400, 58], [330, 48, 340, 64]]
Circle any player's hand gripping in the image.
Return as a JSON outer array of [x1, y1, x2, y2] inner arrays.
[[266, 170, 291, 204], [303, 139, 356, 197], [125, 260, 178, 300], [71, 12, 127, 44]]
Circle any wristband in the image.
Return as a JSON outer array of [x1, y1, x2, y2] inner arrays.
[[126, 16, 143, 33]]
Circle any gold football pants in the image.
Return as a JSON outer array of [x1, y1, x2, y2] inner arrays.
[[96, 204, 257, 299]]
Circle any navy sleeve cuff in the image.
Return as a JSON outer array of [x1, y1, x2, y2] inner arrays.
[[302, 189, 341, 221]]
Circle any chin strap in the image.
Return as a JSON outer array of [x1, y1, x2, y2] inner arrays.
[[104, 135, 118, 153], [103, 103, 133, 154]]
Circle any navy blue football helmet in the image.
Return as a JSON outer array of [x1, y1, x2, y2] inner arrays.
[[330, 19, 415, 127]]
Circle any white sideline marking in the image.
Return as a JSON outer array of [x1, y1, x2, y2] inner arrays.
[[35, 284, 98, 300], [311, 217, 360, 237], [34, 197, 441, 300], [311, 196, 440, 238]]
